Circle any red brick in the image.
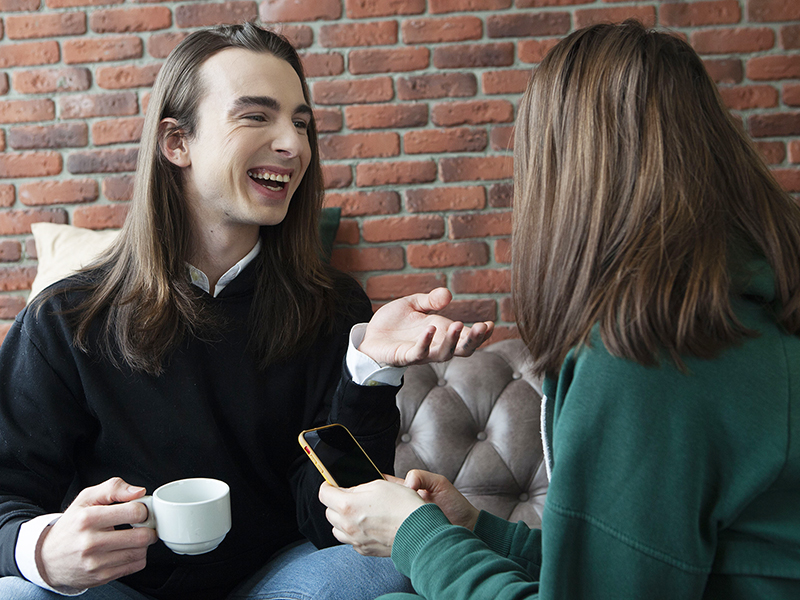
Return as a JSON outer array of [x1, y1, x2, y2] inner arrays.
[[325, 190, 401, 216], [0, 266, 37, 292], [45, 0, 124, 6], [366, 273, 447, 300], [63, 36, 143, 64], [312, 77, 394, 105], [0, 295, 25, 318], [363, 215, 444, 242], [91, 6, 171, 33], [718, 85, 779, 110], [401, 16, 482, 44], [0, 132, 4, 152], [6, 12, 86, 39], [404, 127, 487, 154], [18, 179, 98, 206], [494, 237, 511, 263], [0, 207, 67, 235], [397, 73, 477, 100], [785, 84, 800, 107], [405, 186, 485, 212], [345, 104, 428, 129], [349, 47, 430, 75], [12, 67, 91, 94], [176, 1, 258, 28], [748, 112, 800, 137], [438, 298, 497, 324], [703, 59, 743, 84], [313, 108, 343, 133], [0, 0, 41, 10], [0, 74, 7, 95], [96, 64, 161, 90], [498, 295, 514, 323], [147, 32, 188, 59], [691, 28, 774, 54], [452, 268, 510, 294], [772, 169, 800, 193], [25, 238, 37, 258], [517, 0, 591, 5], [260, 0, 342, 22], [483, 69, 530, 94], [489, 182, 512, 207], [449, 211, 512, 238], [490, 126, 514, 151], [0, 152, 62, 178], [754, 141, 786, 165], [0, 99, 55, 124], [0, 185, 14, 207], [575, 6, 656, 28], [431, 99, 514, 126], [60, 92, 138, 119], [8, 123, 88, 149], [301, 53, 345, 78], [747, 56, 800, 81], [319, 132, 400, 160], [781, 25, 800, 50], [518, 38, 561, 64], [103, 175, 134, 202], [334, 219, 359, 245], [748, 0, 800, 22], [330, 246, 404, 272], [346, 0, 425, 18], [407, 241, 488, 268], [433, 42, 514, 69], [356, 160, 437, 187], [789, 140, 800, 164], [319, 21, 398, 48], [0, 41, 60, 68], [322, 164, 353, 189], [72, 204, 129, 229], [0, 241, 22, 263], [486, 12, 570, 38], [440, 156, 513, 182], [429, 0, 511, 13], [67, 148, 139, 174], [0, 323, 12, 345], [92, 117, 144, 146], [276, 25, 314, 50], [660, 0, 740, 27]]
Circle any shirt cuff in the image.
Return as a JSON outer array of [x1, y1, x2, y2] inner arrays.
[[347, 324, 406, 387], [16, 514, 86, 596]]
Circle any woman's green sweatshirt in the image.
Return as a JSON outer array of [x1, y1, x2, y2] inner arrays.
[[387, 263, 800, 599]]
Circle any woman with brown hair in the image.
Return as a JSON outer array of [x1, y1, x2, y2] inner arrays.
[[320, 20, 800, 599]]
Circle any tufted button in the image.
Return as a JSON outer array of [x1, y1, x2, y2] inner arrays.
[[512, 372, 521, 380], [400, 433, 412, 443], [476, 431, 487, 441], [519, 493, 529, 502], [437, 378, 447, 387]]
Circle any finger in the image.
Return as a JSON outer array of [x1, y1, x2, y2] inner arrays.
[[407, 288, 453, 315], [427, 321, 462, 362], [400, 326, 435, 365], [82, 501, 151, 531], [72, 477, 146, 509]]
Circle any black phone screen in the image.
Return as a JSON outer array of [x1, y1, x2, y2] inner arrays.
[[302, 425, 383, 488]]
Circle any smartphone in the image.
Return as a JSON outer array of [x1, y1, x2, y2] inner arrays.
[[298, 423, 385, 488]]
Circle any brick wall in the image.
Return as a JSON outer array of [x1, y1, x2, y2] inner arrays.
[[0, 0, 798, 345]]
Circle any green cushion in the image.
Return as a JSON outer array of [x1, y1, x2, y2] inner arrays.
[[319, 206, 341, 263]]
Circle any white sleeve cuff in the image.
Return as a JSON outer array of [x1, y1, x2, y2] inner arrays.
[[347, 324, 406, 387], [16, 514, 86, 596]]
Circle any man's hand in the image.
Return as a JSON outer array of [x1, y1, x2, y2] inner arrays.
[[38, 477, 158, 591], [359, 288, 494, 367]]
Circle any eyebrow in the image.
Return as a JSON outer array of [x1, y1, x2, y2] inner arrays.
[[230, 95, 313, 118]]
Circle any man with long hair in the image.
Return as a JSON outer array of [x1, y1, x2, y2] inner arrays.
[[318, 21, 800, 599], [0, 23, 492, 600]]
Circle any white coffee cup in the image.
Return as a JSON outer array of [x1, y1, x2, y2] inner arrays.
[[132, 478, 231, 555]]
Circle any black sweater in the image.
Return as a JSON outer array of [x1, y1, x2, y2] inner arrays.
[[0, 261, 400, 599]]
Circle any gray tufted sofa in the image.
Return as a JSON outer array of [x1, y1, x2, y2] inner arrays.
[[394, 338, 548, 528]]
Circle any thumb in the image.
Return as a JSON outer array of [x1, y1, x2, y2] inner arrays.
[[72, 477, 147, 508], [413, 288, 452, 314]]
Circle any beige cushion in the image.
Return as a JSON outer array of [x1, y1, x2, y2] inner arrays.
[[28, 223, 119, 304]]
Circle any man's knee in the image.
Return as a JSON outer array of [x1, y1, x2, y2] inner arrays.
[[0, 576, 55, 598]]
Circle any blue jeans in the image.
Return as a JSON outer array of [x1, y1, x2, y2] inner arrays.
[[0, 542, 413, 600]]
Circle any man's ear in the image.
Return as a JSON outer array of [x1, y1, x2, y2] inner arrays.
[[158, 118, 191, 168]]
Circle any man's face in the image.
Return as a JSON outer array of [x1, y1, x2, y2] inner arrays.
[[175, 48, 313, 234]]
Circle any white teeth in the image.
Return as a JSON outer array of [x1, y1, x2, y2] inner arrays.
[[247, 170, 291, 183]]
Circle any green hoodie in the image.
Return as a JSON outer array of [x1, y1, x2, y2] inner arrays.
[[385, 262, 800, 599]]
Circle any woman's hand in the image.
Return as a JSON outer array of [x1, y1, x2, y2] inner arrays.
[[359, 288, 493, 367], [404, 470, 480, 531]]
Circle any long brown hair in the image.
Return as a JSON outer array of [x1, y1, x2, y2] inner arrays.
[[36, 23, 342, 374], [512, 20, 800, 376]]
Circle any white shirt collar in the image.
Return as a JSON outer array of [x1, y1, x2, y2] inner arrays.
[[188, 238, 262, 297]]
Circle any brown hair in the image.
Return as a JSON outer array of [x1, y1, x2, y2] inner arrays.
[[512, 20, 800, 376], [36, 23, 342, 374]]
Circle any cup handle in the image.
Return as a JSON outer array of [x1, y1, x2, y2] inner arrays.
[[130, 495, 155, 529]]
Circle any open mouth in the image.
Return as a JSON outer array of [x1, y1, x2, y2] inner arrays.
[[247, 169, 291, 192]]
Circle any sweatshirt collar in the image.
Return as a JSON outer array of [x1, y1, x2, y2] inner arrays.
[[188, 238, 262, 298]]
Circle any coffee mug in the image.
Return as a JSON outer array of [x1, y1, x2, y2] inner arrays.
[[131, 478, 231, 555]]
